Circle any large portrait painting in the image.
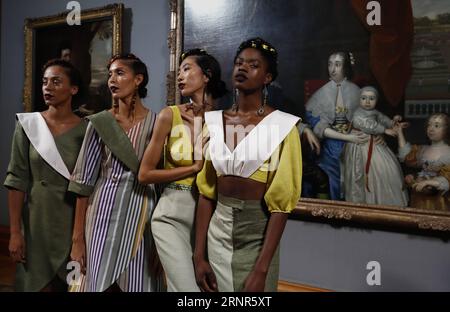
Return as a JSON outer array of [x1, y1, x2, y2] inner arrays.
[[168, 0, 450, 234], [23, 3, 123, 113], [405, 1, 450, 119]]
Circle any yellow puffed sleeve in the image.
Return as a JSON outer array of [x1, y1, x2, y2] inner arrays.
[[264, 126, 302, 213], [196, 143, 217, 200]]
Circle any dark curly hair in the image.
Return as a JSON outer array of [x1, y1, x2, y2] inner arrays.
[[108, 53, 149, 98], [42, 59, 86, 110], [179, 48, 227, 99], [234, 37, 278, 82]]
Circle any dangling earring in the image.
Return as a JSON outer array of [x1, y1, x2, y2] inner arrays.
[[129, 87, 138, 120], [257, 85, 268, 116], [231, 88, 239, 112], [202, 88, 207, 108]]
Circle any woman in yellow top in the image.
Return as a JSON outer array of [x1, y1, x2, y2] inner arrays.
[[138, 49, 227, 291], [194, 38, 302, 292]]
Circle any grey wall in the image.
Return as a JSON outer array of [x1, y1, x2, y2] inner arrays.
[[280, 220, 450, 291], [0, 0, 169, 225], [1, 0, 449, 292]]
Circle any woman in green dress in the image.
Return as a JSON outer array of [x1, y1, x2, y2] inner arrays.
[[4, 59, 87, 291]]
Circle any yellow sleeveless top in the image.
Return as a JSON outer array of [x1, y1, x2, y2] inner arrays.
[[164, 105, 195, 186]]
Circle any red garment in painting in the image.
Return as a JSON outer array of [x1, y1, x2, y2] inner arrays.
[[351, 0, 414, 107]]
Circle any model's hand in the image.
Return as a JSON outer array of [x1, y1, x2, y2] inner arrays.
[[9, 232, 26, 263], [303, 128, 321, 155], [243, 269, 266, 292], [192, 132, 209, 173], [194, 258, 218, 292], [70, 238, 86, 275]]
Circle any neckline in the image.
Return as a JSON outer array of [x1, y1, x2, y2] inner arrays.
[[330, 78, 347, 87], [430, 142, 448, 147], [108, 109, 150, 135], [38, 112, 83, 139], [220, 109, 279, 154], [126, 117, 144, 134]]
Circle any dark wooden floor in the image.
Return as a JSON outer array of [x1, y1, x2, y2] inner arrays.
[[0, 224, 327, 292]]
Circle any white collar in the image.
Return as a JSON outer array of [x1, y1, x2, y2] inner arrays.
[[17, 112, 71, 179], [205, 110, 299, 178]]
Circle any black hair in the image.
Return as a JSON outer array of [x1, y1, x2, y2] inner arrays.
[[42, 58, 86, 110], [108, 53, 149, 98], [179, 48, 227, 99], [234, 37, 278, 82], [329, 51, 354, 80]]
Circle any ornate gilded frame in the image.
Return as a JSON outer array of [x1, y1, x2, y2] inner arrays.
[[23, 3, 123, 112], [168, 0, 450, 235], [167, 0, 183, 106]]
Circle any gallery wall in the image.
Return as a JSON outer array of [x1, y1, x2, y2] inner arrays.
[[1, 0, 449, 291], [0, 0, 169, 225]]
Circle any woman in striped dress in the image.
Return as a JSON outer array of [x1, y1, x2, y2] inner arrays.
[[68, 54, 163, 292]]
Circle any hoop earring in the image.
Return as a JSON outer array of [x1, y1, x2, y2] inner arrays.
[[231, 88, 239, 112], [257, 85, 268, 116]]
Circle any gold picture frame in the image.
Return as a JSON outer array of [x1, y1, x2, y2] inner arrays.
[[168, 0, 450, 235], [23, 3, 123, 112]]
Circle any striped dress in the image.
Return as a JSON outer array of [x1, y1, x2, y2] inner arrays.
[[68, 110, 163, 292]]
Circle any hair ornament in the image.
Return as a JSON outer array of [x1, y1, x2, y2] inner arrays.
[[349, 52, 356, 65]]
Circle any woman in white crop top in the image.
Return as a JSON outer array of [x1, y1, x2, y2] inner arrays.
[[194, 38, 302, 292]]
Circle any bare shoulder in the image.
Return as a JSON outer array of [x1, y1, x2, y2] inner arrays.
[[177, 103, 194, 119], [157, 106, 174, 125], [177, 103, 189, 110], [71, 113, 82, 122]]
